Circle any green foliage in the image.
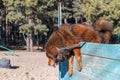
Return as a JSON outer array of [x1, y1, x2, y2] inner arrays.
[[2, 0, 120, 35], [79, 0, 120, 23], [63, 0, 120, 34], [3, 0, 49, 36], [24, 0, 37, 7], [72, 0, 82, 17], [19, 24, 34, 35], [113, 27, 120, 34], [62, 0, 73, 18], [7, 11, 25, 24], [19, 23, 49, 36], [34, 24, 49, 35], [71, 0, 120, 34]]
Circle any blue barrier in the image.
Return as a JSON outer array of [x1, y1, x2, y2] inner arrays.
[[0, 45, 14, 54], [59, 42, 120, 80]]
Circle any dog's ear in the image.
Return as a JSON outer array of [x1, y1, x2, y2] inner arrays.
[[62, 49, 70, 56]]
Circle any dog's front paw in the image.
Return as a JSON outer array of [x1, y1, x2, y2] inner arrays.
[[68, 69, 73, 77], [78, 67, 82, 72], [78, 63, 82, 71]]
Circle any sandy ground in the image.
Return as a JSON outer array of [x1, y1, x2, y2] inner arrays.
[[0, 50, 58, 80]]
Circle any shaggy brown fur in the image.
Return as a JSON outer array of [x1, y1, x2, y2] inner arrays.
[[93, 19, 113, 43], [45, 24, 101, 76]]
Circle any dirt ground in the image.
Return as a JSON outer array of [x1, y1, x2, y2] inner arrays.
[[0, 50, 58, 80]]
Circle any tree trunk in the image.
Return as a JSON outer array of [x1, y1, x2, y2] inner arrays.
[[26, 17, 33, 52], [26, 34, 33, 52], [29, 33, 33, 52], [5, 8, 8, 45], [64, 18, 67, 24], [37, 35, 40, 50], [26, 35, 30, 51], [75, 17, 78, 24]]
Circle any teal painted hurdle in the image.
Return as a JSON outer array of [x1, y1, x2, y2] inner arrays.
[[0, 45, 14, 54], [59, 42, 120, 80]]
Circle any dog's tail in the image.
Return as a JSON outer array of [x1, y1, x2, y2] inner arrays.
[[93, 19, 113, 43]]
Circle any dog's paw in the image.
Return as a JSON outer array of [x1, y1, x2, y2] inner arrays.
[[68, 70, 73, 77], [78, 67, 82, 72], [78, 65, 82, 72]]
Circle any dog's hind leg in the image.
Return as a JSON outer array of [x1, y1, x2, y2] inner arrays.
[[68, 54, 74, 76], [73, 48, 82, 72]]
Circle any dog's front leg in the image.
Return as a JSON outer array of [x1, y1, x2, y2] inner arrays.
[[73, 48, 82, 72], [68, 54, 74, 76]]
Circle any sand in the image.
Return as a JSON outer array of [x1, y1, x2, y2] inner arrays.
[[0, 50, 58, 80]]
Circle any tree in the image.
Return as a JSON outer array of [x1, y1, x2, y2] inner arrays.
[[80, 0, 120, 24], [34, 24, 49, 50], [71, 0, 120, 33], [2, 0, 120, 48], [3, 0, 49, 51]]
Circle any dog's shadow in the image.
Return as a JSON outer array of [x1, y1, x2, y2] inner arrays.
[[59, 59, 68, 78]]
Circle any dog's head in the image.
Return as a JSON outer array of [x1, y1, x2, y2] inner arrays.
[[46, 47, 70, 67]]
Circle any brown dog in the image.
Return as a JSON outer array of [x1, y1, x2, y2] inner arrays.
[[45, 24, 101, 76], [93, 19, 113, 43]]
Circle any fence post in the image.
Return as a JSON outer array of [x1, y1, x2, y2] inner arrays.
[[58, 0, 62, 27]]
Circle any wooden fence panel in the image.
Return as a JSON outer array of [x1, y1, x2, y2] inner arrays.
[[59, 42, 120, 80]]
